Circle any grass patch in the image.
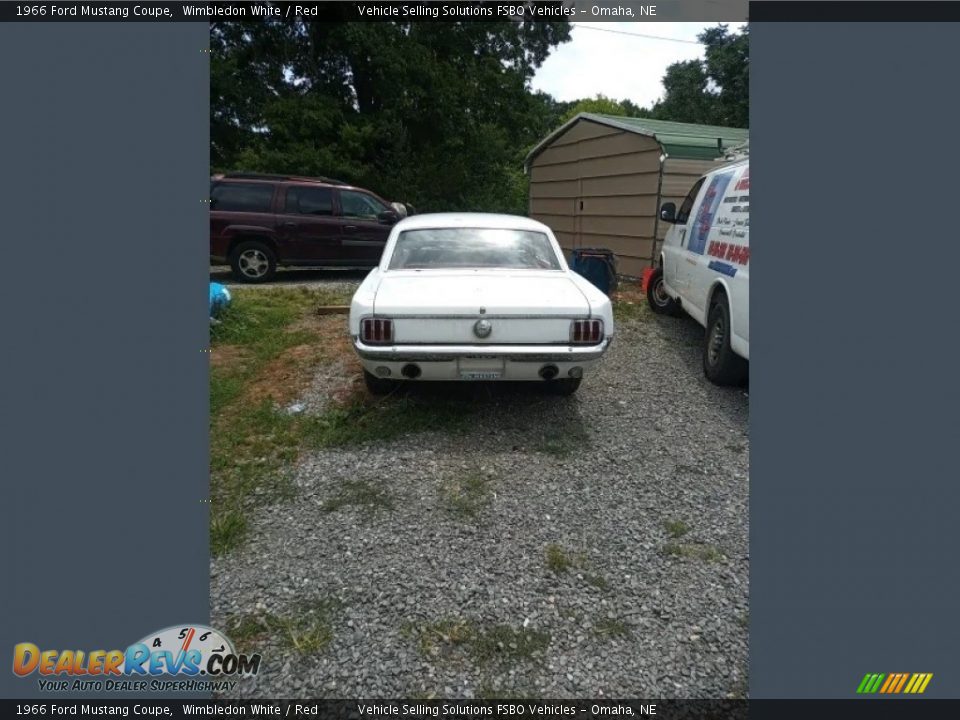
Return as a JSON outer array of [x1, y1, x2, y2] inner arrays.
[[209, 286, 481, 556], [662, 542, 725, 563], [441, 473, 492, 518], [210, 287, 349, 556], [470, 625, 551, 664], [545, 543, 576, 574], [210, 508, 248, 558], [593, 617, 630, 638], [322, 479, 393, 513], [613, 299, 648, 324], [303, 394, 475, 449], [226, 598, 339, 656], [664, 519, 690, 539], [413, 620, 550, 667], [211, 287, 346, 416]]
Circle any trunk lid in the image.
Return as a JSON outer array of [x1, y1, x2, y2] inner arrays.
[[373, 271, 592, 344]]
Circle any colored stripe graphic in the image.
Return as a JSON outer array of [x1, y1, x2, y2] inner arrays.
[[858, 673, 933, 694], [894, 673, 910, 693]]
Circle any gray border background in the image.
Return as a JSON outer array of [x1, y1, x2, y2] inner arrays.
[[0, 20, 210, 698], [751, 21, 960, 698], [2, 12, 960, 702]]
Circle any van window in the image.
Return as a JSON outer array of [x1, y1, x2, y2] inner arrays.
[[676, 178, 705, 225]]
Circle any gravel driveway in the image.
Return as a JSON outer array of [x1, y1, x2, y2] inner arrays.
[[210, 285, 749, 699]]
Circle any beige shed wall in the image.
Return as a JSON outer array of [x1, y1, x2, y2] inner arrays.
[[528, 118, 727, 278]]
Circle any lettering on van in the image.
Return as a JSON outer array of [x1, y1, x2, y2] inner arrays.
[[735, 168, 749, 191], [707, 240, 750, 266]]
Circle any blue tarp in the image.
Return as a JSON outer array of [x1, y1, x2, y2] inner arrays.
[[209, 282, 231, 318]]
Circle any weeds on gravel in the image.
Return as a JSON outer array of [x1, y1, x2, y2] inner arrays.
[[303, 394, 476, 448], [664, 519, 691, 539], [470, 625, 551, 664], [593, 617, 631, 638], [662, 542, 725, 563], [226, 598, 339, 656], [477, 680, 536, 700], [584, 573, 611, 591], [545, 543, 576, 574], [534, 424, 590, 457], [322, 479, 393, 513], [613, 300, 648, 323], [210, 399, 301, 555], [545, 543, 589, 575], [210, 509, 248, 558], [413, 620, 550, 667], [545, 545, 612, 592], [441, 473, 492, 518]]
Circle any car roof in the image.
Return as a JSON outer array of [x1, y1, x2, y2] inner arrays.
[[395, 212, 550, 232], [213, 172, 351, 187]]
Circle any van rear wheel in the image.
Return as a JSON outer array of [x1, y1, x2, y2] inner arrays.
[[646, 267, 681, 316], [703, 294, 748, 386]]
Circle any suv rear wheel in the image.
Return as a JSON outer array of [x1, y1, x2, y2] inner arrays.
[[230, 240, 276, 284], [703, 293, 748, 386]]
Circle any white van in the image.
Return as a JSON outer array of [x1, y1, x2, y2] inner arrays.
[[646, 157, 749, 385]]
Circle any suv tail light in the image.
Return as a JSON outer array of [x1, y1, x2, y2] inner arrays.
[[361, 318, 394, 345], [570, 319, 604, 345]]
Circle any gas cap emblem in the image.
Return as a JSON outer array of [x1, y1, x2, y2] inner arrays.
[[473, 319, 493, 338]]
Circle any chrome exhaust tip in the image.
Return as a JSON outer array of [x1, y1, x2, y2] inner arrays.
[[401, 364, 421, 379]]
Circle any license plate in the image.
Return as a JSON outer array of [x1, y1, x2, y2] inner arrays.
[[460, 371, 502, 380], [458, 357, 504, 380]]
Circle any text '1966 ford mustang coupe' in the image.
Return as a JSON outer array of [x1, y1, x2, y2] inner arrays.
[[348, 213, 614, 395]]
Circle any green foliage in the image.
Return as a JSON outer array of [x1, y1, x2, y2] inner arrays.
[[559, 94, 652, 124], [651, 25, 750, 128], [211, 21, 573, 214], [210, 22, 748, 215]]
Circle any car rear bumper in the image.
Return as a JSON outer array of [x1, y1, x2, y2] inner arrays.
[[353, 337, 612, 363]]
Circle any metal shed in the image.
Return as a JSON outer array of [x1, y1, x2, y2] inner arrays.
[[525, 113, 749, 277]]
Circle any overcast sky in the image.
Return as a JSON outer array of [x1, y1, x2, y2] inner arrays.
[[531, 22, 716, 108]]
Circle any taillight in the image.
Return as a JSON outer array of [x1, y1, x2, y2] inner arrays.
[[570, 319, 604, 345], [361, 318, 394, 345]]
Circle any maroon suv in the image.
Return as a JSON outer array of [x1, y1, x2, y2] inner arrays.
[[210, 173, 408, 283]]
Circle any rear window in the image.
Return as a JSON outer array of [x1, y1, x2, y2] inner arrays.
[[388, 228, 561, 271], [211, 182, 274, 213]]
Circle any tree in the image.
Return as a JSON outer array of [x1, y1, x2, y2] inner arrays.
[[651, 24, 749, 128], [558, 94, 651, 124], [210, 20, 572, 213]]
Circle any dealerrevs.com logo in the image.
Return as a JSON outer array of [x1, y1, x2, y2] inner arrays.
[[13, 625, 261, 693]]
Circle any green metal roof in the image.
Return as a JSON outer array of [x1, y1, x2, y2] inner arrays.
[[524, 113, 749, 167]]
